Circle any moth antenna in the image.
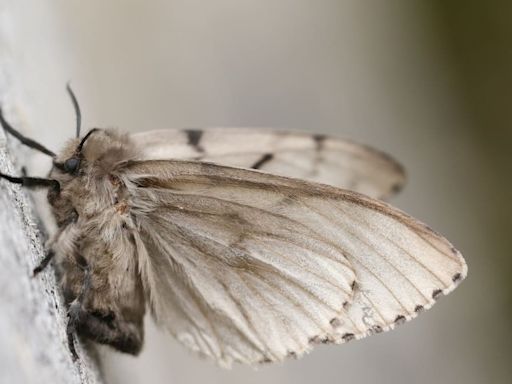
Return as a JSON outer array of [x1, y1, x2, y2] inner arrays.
[[77, 128, 99, 153], [66, 83, 82, 138], [0, 105, 56, 157]]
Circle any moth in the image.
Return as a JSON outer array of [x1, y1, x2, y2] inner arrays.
[[0, 87, 467, 367]]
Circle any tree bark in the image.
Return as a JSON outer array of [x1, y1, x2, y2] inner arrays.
[[0, 3, 104, 377], [0, 127, 104, 384]]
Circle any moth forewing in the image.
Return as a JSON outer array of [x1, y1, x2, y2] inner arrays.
[[117, 159, 466, 367]]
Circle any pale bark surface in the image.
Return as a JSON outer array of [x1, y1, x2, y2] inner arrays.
[[0, 128, 104, 383], [0, 4, 103, 378]]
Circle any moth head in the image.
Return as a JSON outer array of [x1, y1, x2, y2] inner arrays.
[[49, 86, 133, 179], [52, 129, 95, 175], [52, 128, 135, 179], [0, 86, 136, 225]]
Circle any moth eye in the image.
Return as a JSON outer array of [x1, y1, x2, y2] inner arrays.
[[64, 157, 80, 173]]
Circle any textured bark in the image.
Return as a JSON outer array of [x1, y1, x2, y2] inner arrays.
[[0, 3, 103, 381], [0, 108, 103, 384], [0, 1, 99, 381]]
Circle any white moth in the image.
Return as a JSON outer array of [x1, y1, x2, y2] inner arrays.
[[0, 87, 466, 367]]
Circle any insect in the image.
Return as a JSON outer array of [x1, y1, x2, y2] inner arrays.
[[0, 86, 466, 367]]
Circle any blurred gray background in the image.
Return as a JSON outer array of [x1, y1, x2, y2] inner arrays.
[[1, 1, 510, 383]]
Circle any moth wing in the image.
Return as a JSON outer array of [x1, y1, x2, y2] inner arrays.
[[121, 160, 466, 367], [130, 128, 406, 199]]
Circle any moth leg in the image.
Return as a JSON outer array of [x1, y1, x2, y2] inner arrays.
[[0, 173, 60, 191], [32, 249, 55, 277], [67, 304, 80, 361], [66, 256, 92, 361]]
